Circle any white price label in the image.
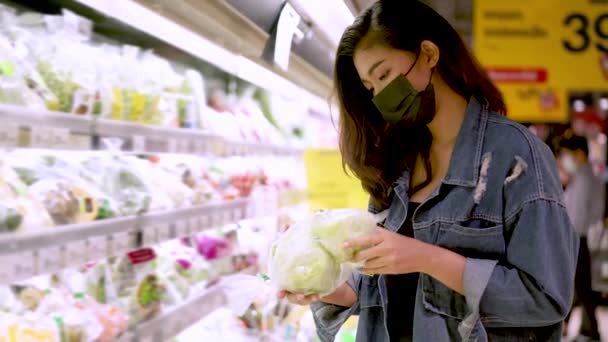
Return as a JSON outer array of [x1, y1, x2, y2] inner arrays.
[[0, 254, 16, 283], [178, 139, 190, 153], [112, 232, 132, 256], [175, 220, 189, 237], [189, 217, 199, 233], [132, 135, 146, 152], [38, 247, 63, 274], [213, 139, 225, 155], [168, 138, 178, 153], [232, 208, 242, 221], [194, 140, 206, 155], [0, 123, 18, 147], [211, 213, 223, 227], [141, 227, 157, 247], [50, 128, 70, 149], [200, 215, 210, 229], [222, 210, 232, 224], [64, 240, 88, 268], [17, 251, 36, 280], [88, 236, 107, 261], [30, 126, 51, 148], [156, 224, 172, 242]]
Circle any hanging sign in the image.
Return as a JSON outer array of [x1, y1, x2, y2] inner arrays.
[[474, 0, 608, 123]]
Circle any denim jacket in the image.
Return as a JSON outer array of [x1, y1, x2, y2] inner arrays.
[[310, 97, 579, 342]]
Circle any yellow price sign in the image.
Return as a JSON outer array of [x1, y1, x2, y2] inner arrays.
[[303, 149, 368, 211], [474, 0, 608, 123]]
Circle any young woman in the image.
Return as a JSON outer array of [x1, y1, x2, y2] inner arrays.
[[279, 1, 579, 341]]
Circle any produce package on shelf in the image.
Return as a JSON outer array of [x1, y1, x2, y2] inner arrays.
[[105, 248, 167, 326], [155, 154, 222, 204], [206, 86, 290, 146], [0, 148, 305, 238], [0, 158, 54, 232], [188, 225, 259, 276], [0, 7, 59, 109], [152, 240, 215, 306], [0, 272, 129, 342]]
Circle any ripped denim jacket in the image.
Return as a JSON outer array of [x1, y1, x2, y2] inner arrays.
[[310, 97, 579, 342]]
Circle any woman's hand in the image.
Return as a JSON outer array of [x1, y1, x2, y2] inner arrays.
[[346, 227, 466, 294], [346, 227, 431, 275], [278, 283, 358, 307], [277, 291, 320, 305]]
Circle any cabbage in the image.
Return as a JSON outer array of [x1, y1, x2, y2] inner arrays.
[[310, 209, 379, 263], [269, 209, 382, 296], [269, 223, 341, 295]]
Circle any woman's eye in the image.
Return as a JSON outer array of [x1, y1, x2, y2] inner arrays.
[[379, 70, 390, 81]]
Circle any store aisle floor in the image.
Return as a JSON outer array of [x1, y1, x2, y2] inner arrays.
[[567, 306, 608, 342]]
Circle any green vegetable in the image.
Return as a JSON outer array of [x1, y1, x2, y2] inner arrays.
[[310, 209, 379, 263], [0, 205, 22, 232], [269, 209, 381, 296], [269, 224, 341, 295]]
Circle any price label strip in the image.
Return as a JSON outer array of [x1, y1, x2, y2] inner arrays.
[[51, 128, 70, 149], [64, 240, 89, 269], [132, 135, 146, 152], [30, 125, 51, 148], [0, 123, 19, 147]]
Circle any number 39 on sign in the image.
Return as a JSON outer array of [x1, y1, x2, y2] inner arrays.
[[563, 13, 608, 53]]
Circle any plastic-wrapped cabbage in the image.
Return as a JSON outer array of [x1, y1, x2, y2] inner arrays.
[[269, 221, 342, 296], [310, 209, 380, 264], [269, 209, 384, 296]]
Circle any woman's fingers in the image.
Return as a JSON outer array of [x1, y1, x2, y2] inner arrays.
[[281, 291, 320, 305]]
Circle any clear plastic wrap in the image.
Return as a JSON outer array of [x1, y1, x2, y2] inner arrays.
[[268, 208, 385, 296]]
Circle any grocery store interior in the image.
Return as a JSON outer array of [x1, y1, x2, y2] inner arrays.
[[0, 0, 607, 341]]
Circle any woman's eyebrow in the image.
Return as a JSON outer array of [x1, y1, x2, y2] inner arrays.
[[368, 59, 385, 76]]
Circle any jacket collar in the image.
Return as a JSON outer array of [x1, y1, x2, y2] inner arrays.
[[442, 96, 488, 187], [394, 96, 488, 189]]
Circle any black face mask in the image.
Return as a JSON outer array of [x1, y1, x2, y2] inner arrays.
[[371, 55, 436, 127]]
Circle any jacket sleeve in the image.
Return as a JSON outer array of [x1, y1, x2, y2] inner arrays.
[[462, 198, 578, 329], [310, 272, 361, 342], [461, 141, 579, 331]]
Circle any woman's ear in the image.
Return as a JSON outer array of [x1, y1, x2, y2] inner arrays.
[[420, 40, 439, 68]]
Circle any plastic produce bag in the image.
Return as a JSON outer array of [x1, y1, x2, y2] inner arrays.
[[269, 209, 385, 296], [310, 209, 383, 264]]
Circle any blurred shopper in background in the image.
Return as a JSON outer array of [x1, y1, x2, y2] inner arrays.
[[280, 1, 579, 341], [560, 135, 605, 342]]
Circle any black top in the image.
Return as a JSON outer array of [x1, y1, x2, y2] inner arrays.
[[385, 202, 420, 342]]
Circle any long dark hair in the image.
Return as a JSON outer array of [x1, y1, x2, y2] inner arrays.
[[336, 0, 506, 208]]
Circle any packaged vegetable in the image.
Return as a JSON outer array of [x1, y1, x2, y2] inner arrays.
[[268, 209, 385, 296]]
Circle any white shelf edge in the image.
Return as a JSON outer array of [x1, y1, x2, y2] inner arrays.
[[0, 104, 92, 134], [0, 198, 253, 285], [0, 105, 304, 156], [118, 286, 227, 342], [73, 0, 330, 116], [0, 198, 250, 254]]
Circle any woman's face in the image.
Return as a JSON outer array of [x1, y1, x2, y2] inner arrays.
[[353, 43, 433, 96]]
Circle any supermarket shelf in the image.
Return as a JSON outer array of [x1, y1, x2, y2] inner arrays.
[[0, 105, 303, 156], [0, 104, 92, 134], [118, 286, 227, 342], [0, 198, 250, 284], [117, 264, 259, 342]]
